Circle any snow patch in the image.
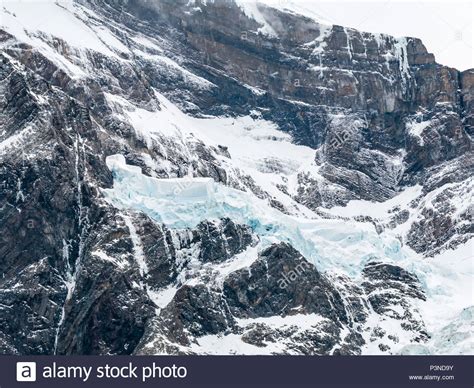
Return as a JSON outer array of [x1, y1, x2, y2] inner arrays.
[[237, 313, 327, 329], [234, 0, 277, 37], [122, 214, 148, 277], [329, 185, 423, 219], [148, 285, 179, 310], [406, 119, 432, 145], [92, 250, 128, 269], [393, 37, 411, 87], [104, 91, 318, 217], [1, 1, 120, 56]]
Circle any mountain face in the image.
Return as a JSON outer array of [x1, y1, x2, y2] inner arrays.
[[0, 0, 472, 355]]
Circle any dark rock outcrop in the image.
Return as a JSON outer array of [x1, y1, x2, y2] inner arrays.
[[223, 243, 347, 323]]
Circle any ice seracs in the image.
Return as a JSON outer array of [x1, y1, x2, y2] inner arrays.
[[103, 153, 473, 355]]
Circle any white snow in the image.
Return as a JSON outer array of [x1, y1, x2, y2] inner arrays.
[[133, 51, 215, 90], [92, 26, 130, 54], [122, 214, 148, 276], [92, 250, 128, 269], [103, 154, 473, 355], [0, 125, 34, 154], [1, 1, 214, 89], [0, 1, 126, 78], [260, 0, 333, 26], [234, 0, 277, 37], [393, 37, 411, 86], [147, 285, 179, 310], [400, 306, 472, 355], [329, 185, 423, 219], [305, 23, 331, 52], [190, 332, 283, 355], [305, 23, 332, 77], [237, 313, 327, 329], [103, 153, 405, 277], [344, 27, 353, 61], [406, 119, 432, 145], [1, 1, 119, 56], [328, 179, 472, 257], [104, 90, 319, 217], [190, 313, 331, 355], [130, 35, 164, 52], [414, 240, 473, 332], [361, 302, 423, 355], [210, 243, 261, 285], [398, 240, 473, 355]]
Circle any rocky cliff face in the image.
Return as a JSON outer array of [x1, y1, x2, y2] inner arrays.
[[0, 0, 472, 355]]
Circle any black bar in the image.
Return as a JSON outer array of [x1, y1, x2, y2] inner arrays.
[[1, 356, 472, 387]]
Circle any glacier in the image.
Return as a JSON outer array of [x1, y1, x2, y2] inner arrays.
[[104, 153, 473, 355], [104, 154, 406, 276]]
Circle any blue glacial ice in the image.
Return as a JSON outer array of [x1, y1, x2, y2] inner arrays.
[[104, 155, 474, 354], [103, 154, 406, 276]]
